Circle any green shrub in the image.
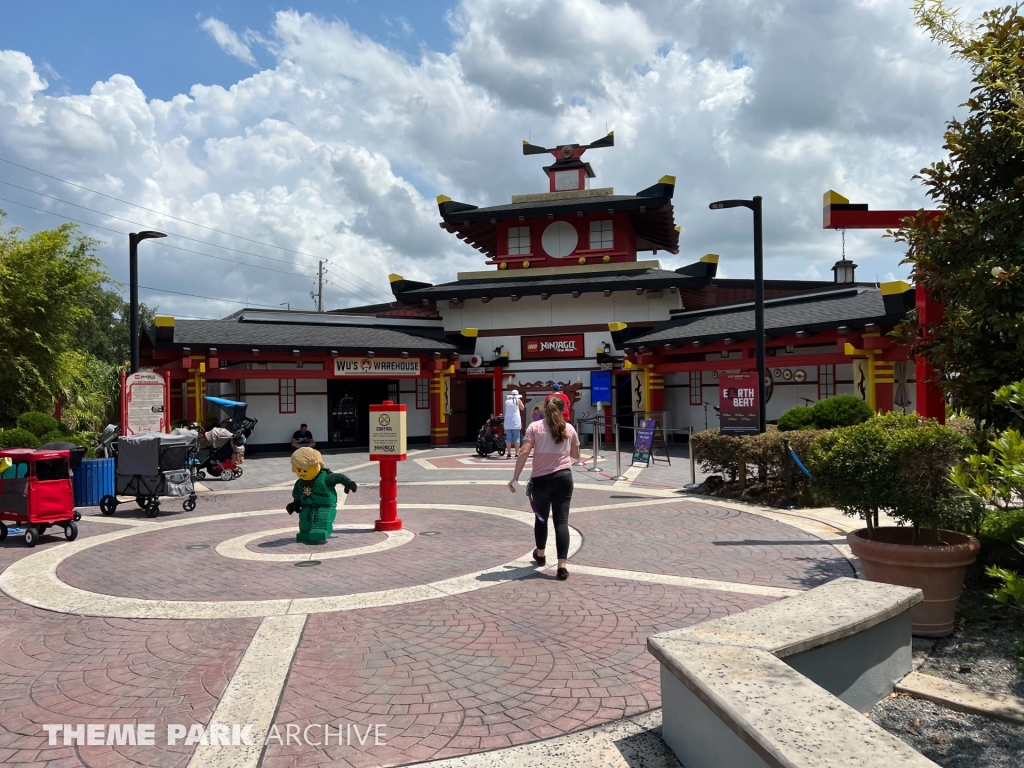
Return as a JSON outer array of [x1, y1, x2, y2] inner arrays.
[[37, 429, 93, 448], [809, 415, 973, 540], [691, 429, 741, 480], [778, 406, 815, 431], [810, 395, 873, 429], [0, 428, 41, 448], [16, 411, 59, 437]]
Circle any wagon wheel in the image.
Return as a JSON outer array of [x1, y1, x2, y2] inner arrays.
[[23, 526, 38, 547], [64, 521, 78, 541], [197, 471, 206, 480], [99, 495, 118, 516], [135, 496, 148, 509], [145, 502, 159, 518], [220, 470, 235, 482], [233, 467, 243, 478], [0, 521, 7, 541], [182, 497, 196, 513], [72, 510, 82, 522]]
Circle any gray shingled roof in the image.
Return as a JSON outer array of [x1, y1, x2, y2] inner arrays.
[[398, 268, 707, 301], [629, 289, 904, 346], [162, 319, 458, 352], [466, 194, 644, 215]]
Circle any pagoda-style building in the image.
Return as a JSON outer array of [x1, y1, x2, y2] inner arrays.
[[141, 138, 921, 451]]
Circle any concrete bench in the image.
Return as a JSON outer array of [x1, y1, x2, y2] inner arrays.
[[648, 577, 939, 768]]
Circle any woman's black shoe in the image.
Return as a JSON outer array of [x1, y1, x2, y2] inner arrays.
[[556, 567, 569, 581], [532, 549, 546, 566]]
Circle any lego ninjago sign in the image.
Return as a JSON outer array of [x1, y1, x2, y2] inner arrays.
[[719, 372, 760, 436], [521, 334, 585, 360]]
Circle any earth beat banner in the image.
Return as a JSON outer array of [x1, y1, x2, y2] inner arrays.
[[719, 372, 759, 436]]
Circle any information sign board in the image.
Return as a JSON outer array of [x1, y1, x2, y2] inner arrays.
[[590, 370, 612, 406], [369, 402, 408, 461], [719, 371, 759, 436], [123, 372, 167, 435], [632, 419, 657, 464]]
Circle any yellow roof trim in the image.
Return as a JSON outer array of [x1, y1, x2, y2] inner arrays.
[[388, 273, 404, 283], [462, 328, 479, 338], [154, 315, 175, 327], [880, 280, 912, 295], [658, 175, 676, 185], [436, 194, 452, 204], [700, 254, 720, 264], [823, 189, 850, 207], [608, 322, 627, 332]]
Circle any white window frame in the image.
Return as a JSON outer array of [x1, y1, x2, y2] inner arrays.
[[689, 371, 702, 406], [589, 219, 614, 250], [508, 226, 531, 255], [279, 379, 296, 414], [416, 378, 430, 409]]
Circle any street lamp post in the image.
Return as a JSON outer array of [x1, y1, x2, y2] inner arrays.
[[129, 231, 167, 373], [709, 196, 766, 433]]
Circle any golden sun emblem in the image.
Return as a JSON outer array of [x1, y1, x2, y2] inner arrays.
[[378, 414, 391, 427]]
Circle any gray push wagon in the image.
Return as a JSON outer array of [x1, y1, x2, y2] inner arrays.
[[98, 430, 198, 517]]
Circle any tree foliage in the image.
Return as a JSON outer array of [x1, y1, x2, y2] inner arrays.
[[896, 3, 1024, 427], [0, 212, 154, 430]]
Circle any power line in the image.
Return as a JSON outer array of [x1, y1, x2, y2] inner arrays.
[[0, 156, 394, 298], [0, 180, 392, 302], [137, 285, 283, 308], [0, 195, 333, 282]]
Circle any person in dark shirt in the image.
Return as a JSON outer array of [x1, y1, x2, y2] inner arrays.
[[291, 424, 316, 449]]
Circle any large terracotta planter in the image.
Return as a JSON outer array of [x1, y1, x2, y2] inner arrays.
[[847, 527, 980, 637]]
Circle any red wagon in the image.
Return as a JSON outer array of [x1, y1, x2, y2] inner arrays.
[[0, 448, 78, 547]]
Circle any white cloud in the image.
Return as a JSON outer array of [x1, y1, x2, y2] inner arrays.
[[0, 0, 986, 318], [201, 17, 258, 67]]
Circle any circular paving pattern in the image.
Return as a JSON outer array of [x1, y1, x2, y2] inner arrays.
[[217, 524, 414, 562], [0, 504, 583, 619]]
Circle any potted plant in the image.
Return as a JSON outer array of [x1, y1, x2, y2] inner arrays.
[[809, 414, 979, 636]]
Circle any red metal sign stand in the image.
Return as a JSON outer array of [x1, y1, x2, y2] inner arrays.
[[369, 400, 407, 532]]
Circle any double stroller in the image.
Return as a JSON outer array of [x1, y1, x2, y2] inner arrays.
[[476, 414, 507, 457], [97, 428, 199, 517], [193, 397, 257, 481]]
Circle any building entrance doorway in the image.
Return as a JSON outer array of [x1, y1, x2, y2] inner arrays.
[[327, 379, 398, 448], [448, 378, 494, 442], [614, 372, 633, 445]]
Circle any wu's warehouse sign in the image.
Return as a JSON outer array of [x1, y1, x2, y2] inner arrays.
[[333, 358, 421, 377], [522, 334, 585, 360]]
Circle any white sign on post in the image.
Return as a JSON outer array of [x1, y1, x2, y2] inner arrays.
[[369, 405, 408, 460], [125, 372, 167, 435]]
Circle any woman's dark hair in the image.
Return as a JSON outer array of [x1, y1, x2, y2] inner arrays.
[[543, 397, 568, 443]]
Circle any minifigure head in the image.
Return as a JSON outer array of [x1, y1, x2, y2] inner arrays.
[[291, 447, 323, 481]]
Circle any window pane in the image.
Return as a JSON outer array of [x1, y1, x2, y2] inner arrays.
[[589, 219, 613, 249], [416, 378, 429, 409], [508, 226, 530, 255]]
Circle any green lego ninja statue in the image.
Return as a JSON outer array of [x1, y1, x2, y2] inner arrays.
[[287, 447, 357, 543]]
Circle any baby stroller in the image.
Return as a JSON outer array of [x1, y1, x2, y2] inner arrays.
[[98, 429, 199, 517], [194, 397, 257, 481], [476, 414, 506, 457]]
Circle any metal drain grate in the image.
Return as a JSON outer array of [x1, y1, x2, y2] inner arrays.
[[420, 531, 441, 536], [294, 560, 321, 567], [185, 544, 209, 550]]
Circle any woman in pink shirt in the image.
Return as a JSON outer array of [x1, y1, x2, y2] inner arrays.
[[509, 398, 581, 580]]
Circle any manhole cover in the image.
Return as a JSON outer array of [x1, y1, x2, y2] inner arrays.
[[185, 544, 209, 550], [294, 560, 321, 567], [420, 531, 441, 536]]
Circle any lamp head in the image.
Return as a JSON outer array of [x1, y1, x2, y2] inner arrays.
[[131, 230, 167, 242], [709, 199, 753, 211]]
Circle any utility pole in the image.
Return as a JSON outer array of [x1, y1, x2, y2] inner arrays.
[[317, 260, 324, 312]]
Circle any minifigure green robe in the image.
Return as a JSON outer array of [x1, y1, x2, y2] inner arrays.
[[290, 469, 355, 543]]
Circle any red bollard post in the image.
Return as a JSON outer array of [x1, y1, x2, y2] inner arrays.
[[369, 400, 407, 532], [376, 458, 401, 531]]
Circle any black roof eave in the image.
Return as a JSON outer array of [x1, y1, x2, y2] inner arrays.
[[629, 310, 908, 348], [396, 273, 711, 302], [440, 194, 673, 225]]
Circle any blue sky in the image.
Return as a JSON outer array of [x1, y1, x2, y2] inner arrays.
[[0, 1, 457, 100]]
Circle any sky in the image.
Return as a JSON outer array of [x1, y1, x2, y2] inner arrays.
[[0, 0, 988, 319]]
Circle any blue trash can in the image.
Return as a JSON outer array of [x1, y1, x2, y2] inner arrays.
[[73, 458, 115, 507]]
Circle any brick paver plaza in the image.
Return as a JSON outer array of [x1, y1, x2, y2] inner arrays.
[[0, 450, 856, 767]]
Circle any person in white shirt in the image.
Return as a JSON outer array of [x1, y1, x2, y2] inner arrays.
[[502, 389, 525, 458]]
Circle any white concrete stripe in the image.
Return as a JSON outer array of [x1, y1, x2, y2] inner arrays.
[[0, 504, 581, 620], [572, 497, 689, 513], [567, 564, 800, 598], [215, 524, 415, 562], [612, 464, 645, 487], [186, 613, 306, 768]]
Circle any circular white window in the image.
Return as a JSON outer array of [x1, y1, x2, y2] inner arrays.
[[541, 221, 578, 259]]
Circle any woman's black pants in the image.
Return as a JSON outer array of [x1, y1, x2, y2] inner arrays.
[[531, 469, 573, 560]]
